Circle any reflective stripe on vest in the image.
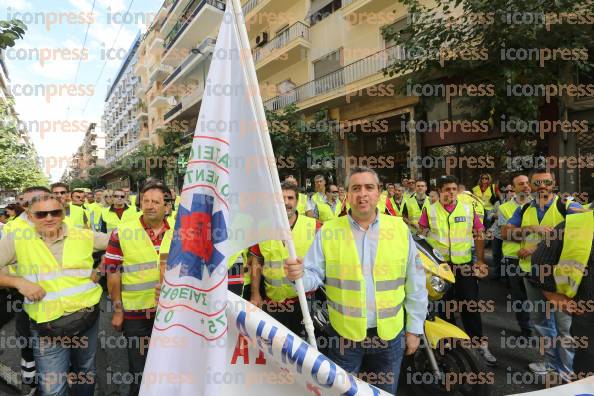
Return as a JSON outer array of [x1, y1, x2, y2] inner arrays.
[[322, 214, 408, 341], [554, 212, 593, 298], [519, 197, 565, 272], [13, 226, 101, 323], [499, 200, 521, 258], [426, 201, 473, 264], [260, 215, 317, 302], [118, 218, 173, 310]]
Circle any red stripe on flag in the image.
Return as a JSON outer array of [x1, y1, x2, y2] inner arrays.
[[181, 184, 229, 209], [193, 135, 230, 145], [158, 301, 227, 317], [164, 274, 227, 292], [153, 323, 228, 340], [187, 160, 229, 174]]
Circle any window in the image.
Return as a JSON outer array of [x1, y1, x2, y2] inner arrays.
[[309, 0, 342, 26], [383, 15, 410, 62]]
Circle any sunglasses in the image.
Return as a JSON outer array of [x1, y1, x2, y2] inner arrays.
[[114, 195, 126, 198], [330, 191, 339, 194], [533, 179, 554, 186], [54, 191, 68, 195], [32, 210, 63, 219]]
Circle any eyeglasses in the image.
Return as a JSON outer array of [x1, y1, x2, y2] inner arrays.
[[533, 180, 554, 187], [330, 191, 339, 194], [481, 177, 489, 180], [32, 210, 63, 219], [103, 195, 112, 198], [53, 191, 68, 195], [114, 195, 126, 198]]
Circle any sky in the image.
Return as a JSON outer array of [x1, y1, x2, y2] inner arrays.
[[1, 0, 163, 181]]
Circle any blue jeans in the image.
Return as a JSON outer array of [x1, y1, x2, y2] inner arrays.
[[325, 326, 405, 394], [523, 279, 574, 375], [31, 315, 99, 396]]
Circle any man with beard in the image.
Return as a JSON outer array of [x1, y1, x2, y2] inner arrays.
[[249, 181, 320, 336], [386, 183, 406, 216], [503, 169, 583, 380]]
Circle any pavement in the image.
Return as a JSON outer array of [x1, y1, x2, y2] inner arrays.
[[0, 275, 567, 396]]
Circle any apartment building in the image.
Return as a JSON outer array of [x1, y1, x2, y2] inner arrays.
[[103, 34, 142, 166]]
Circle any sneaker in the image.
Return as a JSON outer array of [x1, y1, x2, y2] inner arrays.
[[528, 362, 555, 375], [478, 345, 497, 366]]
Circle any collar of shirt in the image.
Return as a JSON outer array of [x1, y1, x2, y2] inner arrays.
[[530, 195, 555, 209], [346, 208, 380, 232], [139, 215, 170, 242]]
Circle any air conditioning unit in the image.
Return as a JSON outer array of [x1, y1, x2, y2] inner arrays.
[[255, 32, 269, 47]]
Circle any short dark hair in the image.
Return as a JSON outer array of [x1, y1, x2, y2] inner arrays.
[[23, 186, 51, 195], [511, 173, 529, 186], [437, 175, 459, 190], [71, 189, 85, 194], [281, 181, 299, 200], [529, 168, 555, 181], [50, 182, 69, 192], [141, 181, 171, 199], [325, 184, 338, 193], [6, 203, 24, 216]]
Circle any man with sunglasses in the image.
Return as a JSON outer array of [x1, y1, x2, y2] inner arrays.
[[503, 168, 583, 380], [318, 184, 342, 223], [51, 183, 89, 229], [99, 188, 138, 234], [1, 186, 51, 396], [104, 182, 173, 396], [0, 193, 109, 396]]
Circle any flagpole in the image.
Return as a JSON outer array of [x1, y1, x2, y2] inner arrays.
[[228, 0, 318, 349]]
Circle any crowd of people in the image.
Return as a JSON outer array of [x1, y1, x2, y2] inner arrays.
[[0, 167, 592, 395]]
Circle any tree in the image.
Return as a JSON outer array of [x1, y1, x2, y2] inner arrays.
[[383, 0, 593, 123], [0, 19, 26, 49], [0, 99, 48, 190]]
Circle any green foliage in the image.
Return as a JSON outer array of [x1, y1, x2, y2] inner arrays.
[[0, 100, 48, 190], [383, 0, 594, 122], [0, 19, 26, 49]]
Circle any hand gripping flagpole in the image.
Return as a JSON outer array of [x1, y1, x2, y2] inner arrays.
[[228, 0, 318, 349]]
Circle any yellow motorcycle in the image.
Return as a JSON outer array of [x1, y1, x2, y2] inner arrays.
[[400, 236, 492, 396]]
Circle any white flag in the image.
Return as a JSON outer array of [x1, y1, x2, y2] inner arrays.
[[139, 2, 289, 395], [140, 1, 391, 395]]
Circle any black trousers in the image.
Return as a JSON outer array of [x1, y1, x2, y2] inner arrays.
[[571, 309, 594, 377], [439, 263, 483, 338], [123, 317, 154, 396], [263, 299, 304, 337], [504, 258, 532, 332]]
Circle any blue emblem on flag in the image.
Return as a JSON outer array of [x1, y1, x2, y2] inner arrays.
[[167, 193, 228, 280]]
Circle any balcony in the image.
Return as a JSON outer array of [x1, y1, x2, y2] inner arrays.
[[163, 37, 215, 89], [161, 0, 225, 65], [148, 35, 164, 54], [161, 0, 185, 37], [164, 102, 183, 122], [242, 0, 298, 34], [150, 94, 170, 108], [252, 22, 310, 76], [264, 45, 401, 111], [149, 63, 174, 84], [340, 0, 395, 20]]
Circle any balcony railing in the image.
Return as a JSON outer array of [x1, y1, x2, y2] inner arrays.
[[253, 22, 309, 64], [242, 0, 260, 15], [163, 37, 216, 87], [264, 45, 401, 111], [164, 103, 183, 120], [164, 0, 225, 50]]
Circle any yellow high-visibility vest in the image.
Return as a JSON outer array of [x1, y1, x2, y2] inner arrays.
[[318, 199, 342, 223], [101, 206, 138, 234], [85, 202, 103, 231], [260, 214, 317, 302], [322, 214, 408, 341], [499, 200, 521, 258], [426, 201, 474, 264], [472, 184, 497, 211], [14, 226, 101, 323], [406, 194, 430, 224], [296, 193, 307, 215], [519, 197, 565, 272], [118, 218, 173, 311], [555, 212, 593, 298], [459, 192, 485, 224], [65, 204, 88, 229]]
